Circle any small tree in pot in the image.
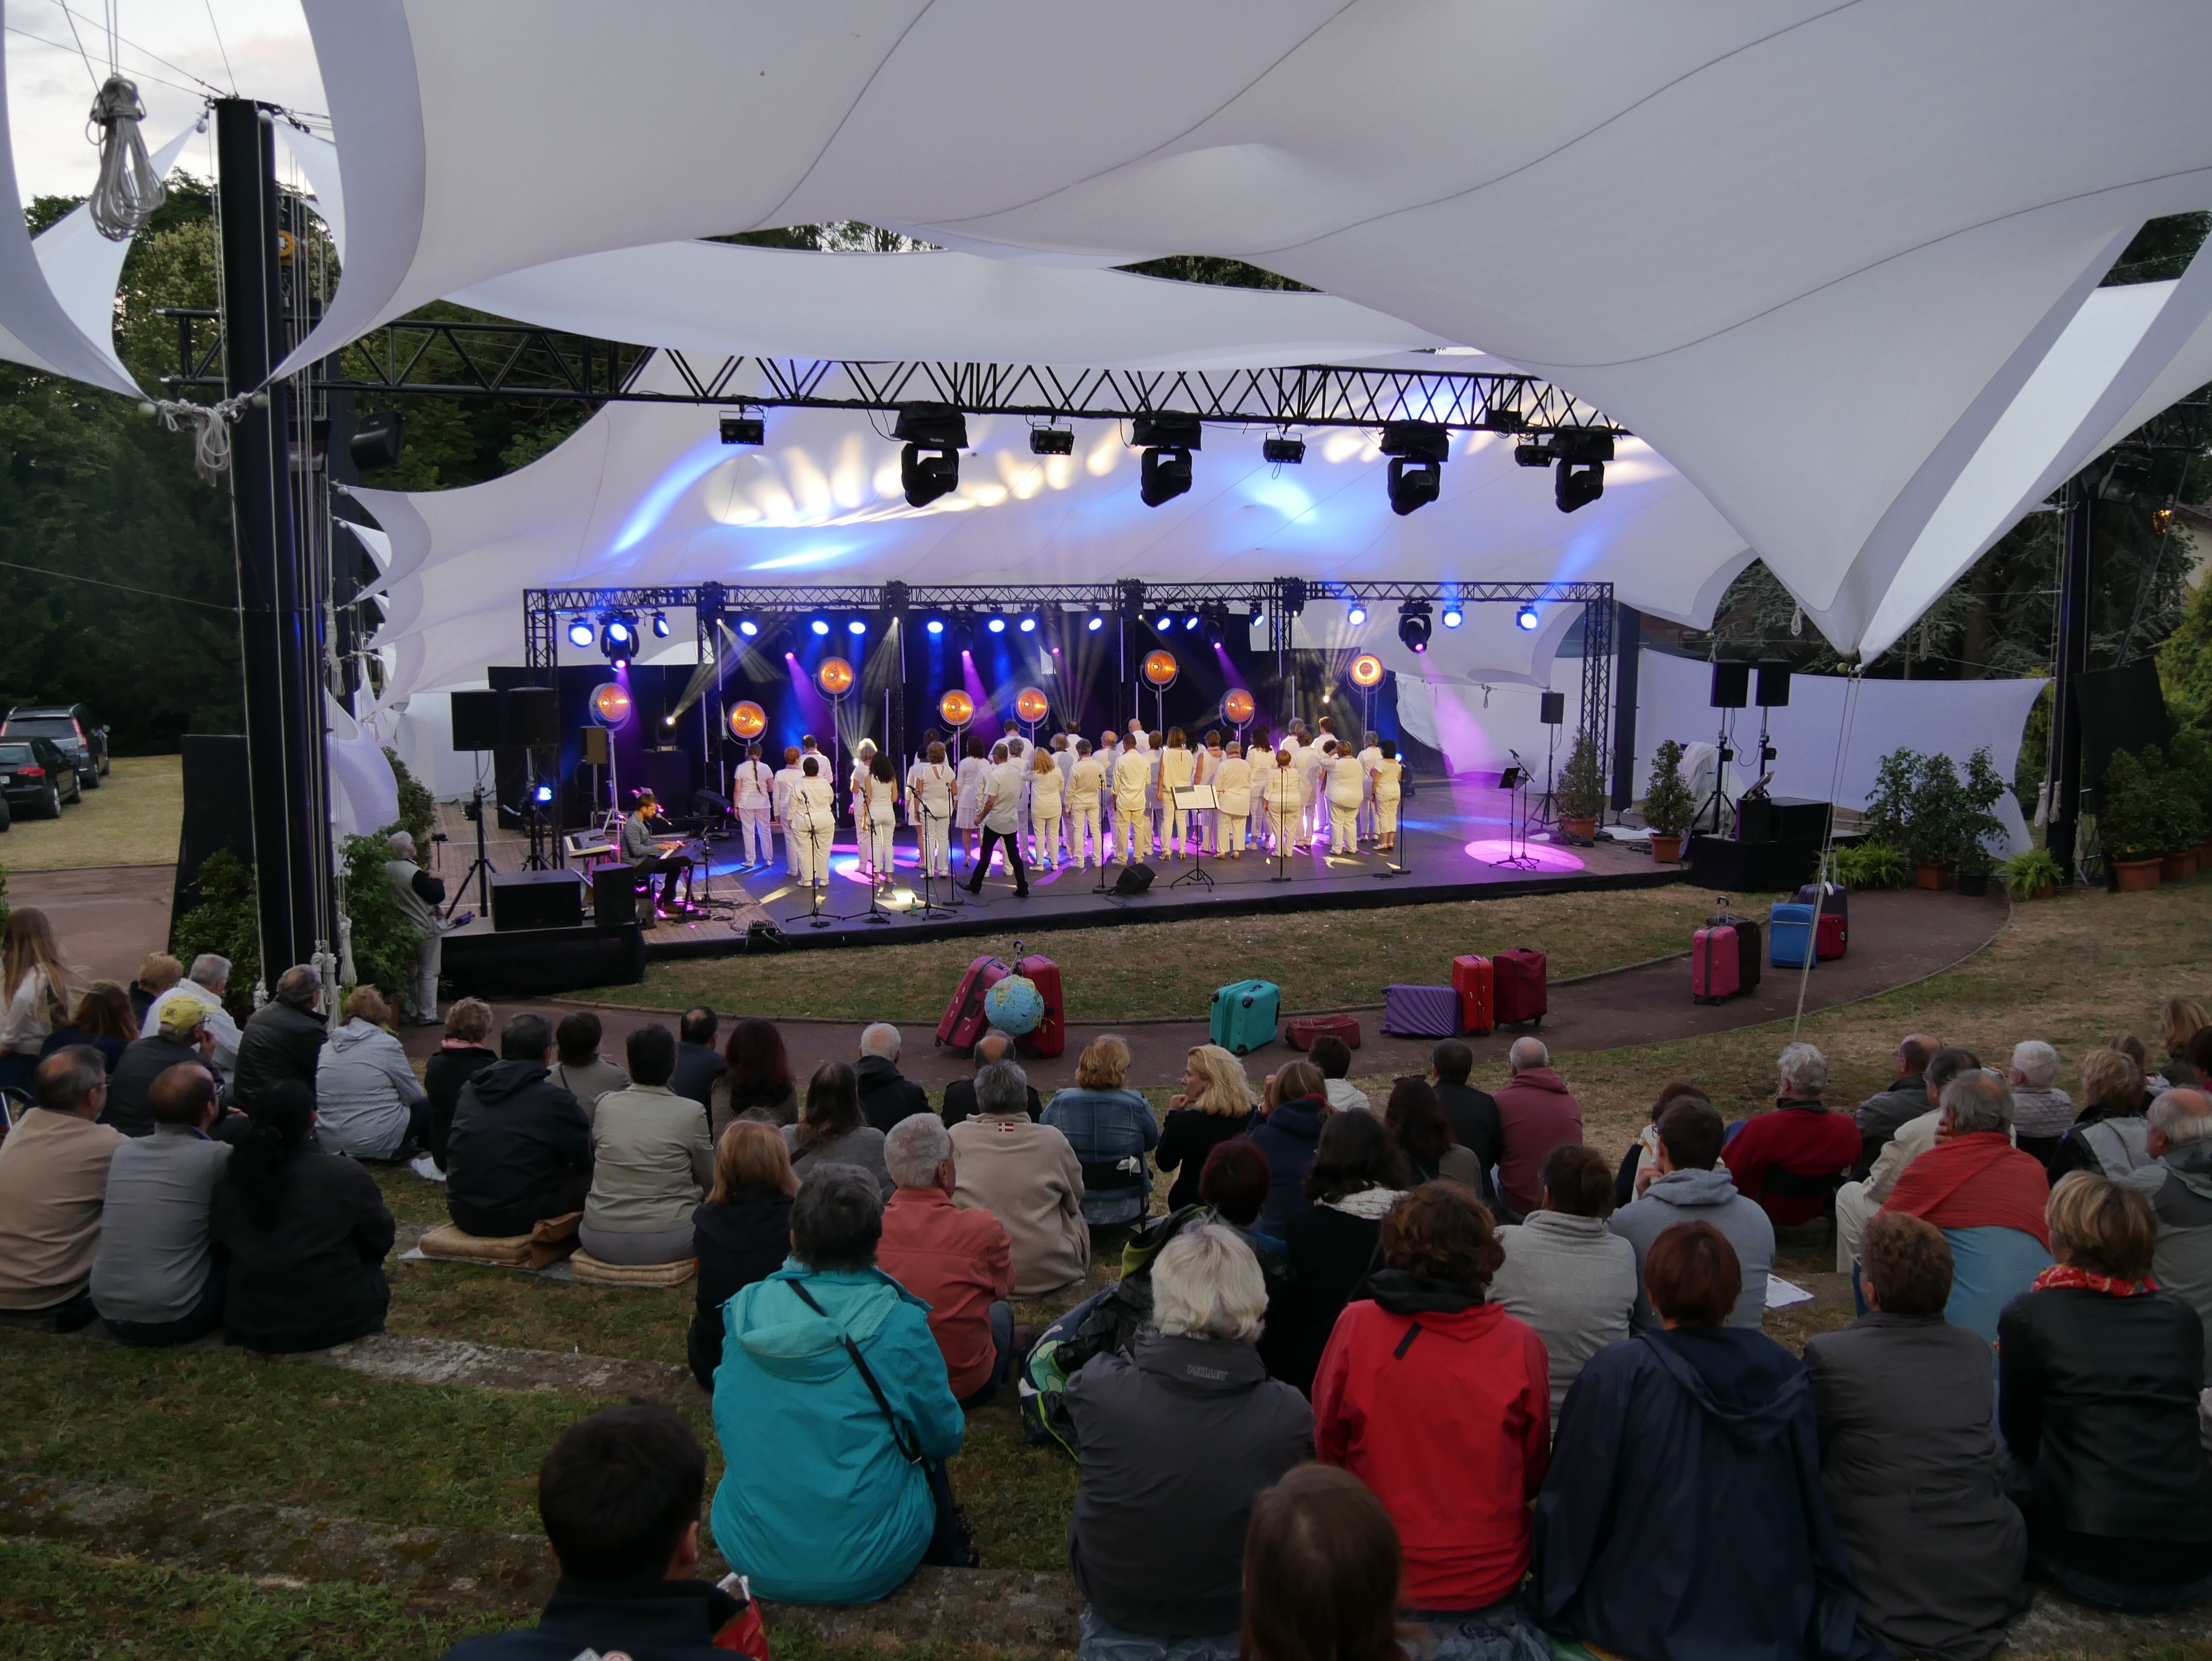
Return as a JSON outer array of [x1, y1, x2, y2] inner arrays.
[[2100, 748, 2165, 890], [1642, 739, 1696, 862], [1557, 728, 1606, 842], [1955, 747, 2009, 896], [1903, 752, 1967, 889]]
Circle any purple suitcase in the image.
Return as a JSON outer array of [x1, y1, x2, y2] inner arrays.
[[1382, 984, 1463, 1038]]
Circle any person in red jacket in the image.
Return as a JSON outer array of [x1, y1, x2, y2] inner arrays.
[[1724, 1042, 1863, 1227], [1312, 1183, 1551, 1650], [1492, 1037, 1584, 1219], [875, 1113, 1014, 1406]]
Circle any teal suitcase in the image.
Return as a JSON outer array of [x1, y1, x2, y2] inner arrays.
[[1211, 979, 1280, 1055]]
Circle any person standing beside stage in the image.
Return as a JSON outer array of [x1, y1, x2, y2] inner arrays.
[[1371, 740, 1404, 855], [1245, 729, 1276, 852], [383, 833, 447, 1024], [966, 743, 1032, 899], [1113, 734, 1151, 867], [908, 741, 957, 881], [772, 746, 805, 876], [619, 791, 692, 923], [1029, 744, 1066, 870], [1264, 746, 1304, 859], [790, 758, 835, 891], [731, 744, 775, 869], [1325, 739, 1366, 857], [955, 733, 988, 869], [1067, 739, 1106, 871], [1214, 741, 1252, 858]]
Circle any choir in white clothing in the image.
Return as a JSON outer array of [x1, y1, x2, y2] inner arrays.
[[731, 746, 775, 866]]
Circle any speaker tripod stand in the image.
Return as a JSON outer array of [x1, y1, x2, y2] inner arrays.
[[445, 784, 496, 921]]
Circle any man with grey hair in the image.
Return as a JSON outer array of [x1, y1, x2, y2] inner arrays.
[[1062, 1223, 1312, 1648], [0, 1046, 125, 1329], [1724, 1040, 1861, 1228], [1856, 1033, 1943, 1169], [856, 1022, 930, 1135], [1491, 1034, 1583, 1219], [2125, 1088, 2212, 1379], [878, 1111, 1015, 1405], [2008, 1039, 2075, 1168], [145, 952, 242, 1082], [233, 963, 328, 1108], [949, 1058, 1087, 1295], [940, 1029, 1042, 1128], [384, 829, 448, 1025]]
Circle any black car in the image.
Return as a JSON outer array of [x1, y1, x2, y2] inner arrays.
[[0, 738, 82, 818], [0, 704, 108, 789]]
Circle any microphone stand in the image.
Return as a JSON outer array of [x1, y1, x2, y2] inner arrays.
[[804, 819, 832, 930], [1371, 781, 1409, 880], [911, 795, 955, 920], [1488, 765, 1539, 870]]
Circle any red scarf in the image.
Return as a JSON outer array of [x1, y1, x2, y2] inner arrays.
[[2030, 1264, 2158, 1297], [1882, 1131, 2051, 1248]]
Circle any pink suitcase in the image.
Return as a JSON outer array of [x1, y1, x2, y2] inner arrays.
[[1693, 925, 1742, 1003], [936, 955, 1010, 1052], [1014, 952, 1066, 1059]]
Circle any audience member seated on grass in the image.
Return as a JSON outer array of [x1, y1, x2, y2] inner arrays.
[[672, 1006, 727, 1111], [0, 1047, 124, 1328], [1314, 1183, 1551, 1651], [1431, 1039, 1503, 1184], [1045, 1035, 1162, 1231], [580, 1023, 713, 1266], [2054, 1048, 2153, 1182], [1157, 1042, 1257, 1211], [709, 1162, 967, 1606], [879, 1113, 1015, 1408], [1066, 1224, 1314, 1661], [2009, 1040, 2076, 1172], [145, 953, 241, 1085], [422, 996, 497, 1173], [1250, 1060, 1329, 1239], [1491, 1145, 1640, 1422], [1723, 1042, 1861, 1228], [1998, 1172, 2212, 1613], [687, 1122, 798, 1392], [939, 1028, 1041, 1128], [711, 1016, 798, 1138], [315, 987, 431, 1161], [1614, 1081, 1712, 1208], [126, 950, 181, 1031], [2124, 1087, 2212, 1380], [1, 908, 76, 1096], [952, 1058, 1090, 1297], [1805, 1213, 2028, 1661], [1308, 1034, 1369, 1114], [442, 1404, 753, 1661], [2107, 1034, 2154, 1099], [1879, 1068, 2052, 1348], [1535, 1222, 1873, 1661], [1609, 1098, 1774, 1329], [1239, 1465, 1405, 1661], [548, 1010, 630, 1123], [1857, 1033, 1942, 1172], [784, 1061, 893, 1197], [855, 1022, 932, 1135], [103, 999, 220, 1139], [1199, 1137, 1293, 1306], [90, 1065, 231, 1347], [1265, 1111, 1412, 1394], [1382, 1077, 1487, 1191], [446, 1014, 592, 1239], [1492, 1037, 1583, 1221], [1833, 1045, 1984, 1273], [231, 964, 327, 1109], [2150, 998, 2207, 1094], [40, 979, 136, 1073], [214, 1080, 396, 1353]]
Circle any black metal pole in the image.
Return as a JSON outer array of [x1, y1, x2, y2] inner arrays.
[[218, 98, 328, 984], [2046, 471, 2094, 880], [1610, 602, 1641, 812]]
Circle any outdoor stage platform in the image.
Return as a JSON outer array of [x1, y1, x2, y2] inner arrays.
[[437, 778, 1687, 994]]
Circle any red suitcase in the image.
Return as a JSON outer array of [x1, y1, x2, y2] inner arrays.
[[1014, 952, 1066, 1058], [1815, 911, 1847, 961], [1493, 948, 1547, 1028], [1451, 955, 1495, 1036], [1286, 1014, 1362, 1051], [936, 954, 1010, 1053], [1693, 924, 1742, 1002]]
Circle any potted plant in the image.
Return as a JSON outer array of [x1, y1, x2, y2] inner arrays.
[[1642, 738, 1695, 862], [1904, 751, 1966, 890], [1863, 747, 1922, 851], [1955, 747, 2008, 898], [2166, 726, 2212, 863], [1557, 728, 1606, 843], [2100, 748, 2164, 891], [2146, 745, 2206, 882], [2002, 846, 2063, 900], [1835, 839, 1906, 890]]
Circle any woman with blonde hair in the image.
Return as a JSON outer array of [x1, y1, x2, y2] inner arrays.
[[1043, 1034, 1161, 1230], [315, 986, 430, 1160], [2153, 997, 2209, 1090], [1028, 742, 1066, 869], [1157, 1044, 1257, 1210], [2054, 1047, 2151, 1181], [41, 980, 137, 1073], [1, 908, 76, 1093], [688, 1120, 800, 1389]]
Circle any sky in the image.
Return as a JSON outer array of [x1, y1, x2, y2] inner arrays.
[[6, 0, 322, 202]]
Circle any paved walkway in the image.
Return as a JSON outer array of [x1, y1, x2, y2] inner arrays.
[[5, 863, 174, 987]]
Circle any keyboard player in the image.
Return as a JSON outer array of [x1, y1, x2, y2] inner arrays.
[[619, 789, 693, 923]]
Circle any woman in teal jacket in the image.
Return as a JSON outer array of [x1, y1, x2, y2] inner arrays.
[[709, 1161, 966, 1604]]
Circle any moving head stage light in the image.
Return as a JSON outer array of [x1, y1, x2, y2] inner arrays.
[[1397, 600, 1433, 653], [1134, 412, 1202, 507], [1514, 426, 1614, 514], [895, 403, 969, 507], [1380, 420, 1449, 516]]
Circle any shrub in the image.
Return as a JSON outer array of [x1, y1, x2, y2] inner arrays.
[[1642, 739, 1696, 838], [2002, 846, 2064, 898], [1558, 728, 1606, 821], [1959, 747, 2010, 875], [170, 850, 260, 1018], [342, 826, 423, 1003], [1903, 752, 1968, 869], [1863, 748, 1922, 849], [2100, 749, 2161, 860], [1834, 839, 1906, 890], [383, 749, 437, 849]]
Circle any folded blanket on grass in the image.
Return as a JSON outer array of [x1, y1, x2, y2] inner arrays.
[[417, 1213, 579, 1271], [569, 1251, 696, 1288]]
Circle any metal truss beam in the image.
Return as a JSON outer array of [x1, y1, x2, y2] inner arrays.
[[531, 579, 1613, 618]]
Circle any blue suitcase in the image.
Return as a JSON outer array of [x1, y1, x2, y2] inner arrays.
[[1769, 901, 1818, 969], [1383, 984, 1463, 1038], [1211, 979, 1280, 1055]]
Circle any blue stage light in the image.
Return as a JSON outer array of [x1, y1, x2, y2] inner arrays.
[[533, 782, 553, 803], [988, 616, 1007, 634], [1018, 616, 1038, 633], [810, 618, 830, 636], [1087, 615, 1105, 632], [737, 618, 758, 637], [567, 620, 594, 646], [925, 618, 945, 635], [651, 612, 671, 638], [1515, 604, 1540, 631], [1184, 615, 1201, 631], [1347, 602, 1368, 627], [606, 618, 632, 644], [1442, 605, 1463, 629], [847, 618, 868, 636]]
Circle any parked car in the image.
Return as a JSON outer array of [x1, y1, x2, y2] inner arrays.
[[0, 704, 108, 789], [0, 738, 81, 818]]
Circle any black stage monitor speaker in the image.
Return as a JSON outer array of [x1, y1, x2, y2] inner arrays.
[[592, 864, 638, 929], [580, 725, 611, 767], [449, 689, 502, 751], [1755, 662, 1793, 709], [1113, 862, 1157, 896], [1539, 691, 1566, 726], [1710, 662, 1750, 709], [489, 869, 585, 932], [504, 687, 560, 747]]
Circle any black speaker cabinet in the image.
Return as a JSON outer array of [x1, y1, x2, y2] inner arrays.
[[580, 725, 611, 767], [647, 747, 694, 809], [592, 865, 638, 929], [503, 686, 560, 747], [1755, 661, 1792, 709], [1113, 862, 1157, 896], [1710, 661, 1751, 709], [1539, 690, 1566, 725], [449, 689, 503, 751], [489, 869, 585, 932]]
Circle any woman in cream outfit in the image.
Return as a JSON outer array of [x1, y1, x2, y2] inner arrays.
[[1245, 728, 1276, 852], [790, 757, 836, 888], [1112, 736, 1151, 866], [1262, 747, 1304, 859], [908, 742, 957, 878], [1028, 745, 1066, 868], [1324, 739, 1367, 855], [1371, 738, 1404, 852], [954, 733, 988, 867], [1212, 741, 1252, 857], [1157, 729, 1197, 859], [862, 751, 900, 886]]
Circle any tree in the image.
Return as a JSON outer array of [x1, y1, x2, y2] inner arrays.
[[1642, 739, 1695, 837]]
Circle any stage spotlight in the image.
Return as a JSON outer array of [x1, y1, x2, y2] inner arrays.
[[605, 618, 632, 645], [1133, 412, 1201, 508], [533, 782, 554, 804], [1514, 440, 1554, 468], [901, 444, 960, 507], [1263, 434, 1305, 465], [1183, 615, 1201, 632], [1387, 457, 1441, 515], [651, 612, 671, 638], [1347, 601, 1369, 627], [894, 403, 968, 507], [1018, 615, 1038, 634], [1380, 421, 1449, 516], [567, 619, 594, 647], [847, 618, 868, 636], [810, 617, 830, 636], [988, 615, 1007, 634], [1555, 460, 1606, 513], [1029, 426, 1074, 456], [1397, 600, 1433, 654], [1086, 614, 1105, 632], [925, 617, 946, 636], [1441, 605, 1463, 629], [719, 412, 764, 445], [1140, 446, 1193, 507], [737, 618, 759, 637], [1515, 604, 1540, 632]]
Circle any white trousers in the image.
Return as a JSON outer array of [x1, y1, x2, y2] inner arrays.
[[410, 933, 441, 1019], [919, 810, 952, 876], [1069, 804, 1102, 866], [737, 807, 771, 864], [794, 821, 831, 887], [1271, 808, 1303, 854], [1219, 814, 1245, 855], [1117, 803, 1146, 865], [780, 815, 801, 874], [1330, 801, 1358, 854], [866, 812, 895, 878], [1161, 806, 1187, 855], [1034, 809, 1062, 866], [1375, 797, 1400, 836]]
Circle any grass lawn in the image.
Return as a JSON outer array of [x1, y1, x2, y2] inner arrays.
[[580, 883, 1778, 1022], [0, 754, 181, 870]]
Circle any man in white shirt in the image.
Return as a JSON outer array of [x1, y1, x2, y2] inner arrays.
[[1067, 739, 1106, 870], [964, 744, 1031, 898], [771, 746, 805, 876], [1290, 731, 1326, 851], [731, 743, 775, 868], [146, 955, 244, 1080], [1112, 736, 1151, 867]]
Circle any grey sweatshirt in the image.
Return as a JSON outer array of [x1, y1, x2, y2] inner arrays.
[[1606, 1165, 1775, 1330], [1491, 1211, 1639, 1421]]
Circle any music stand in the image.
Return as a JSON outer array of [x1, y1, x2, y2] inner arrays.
[[1488, 765, 1540, 870], [1169, 785, 1217, 890], [910, 798, 956, 921]]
